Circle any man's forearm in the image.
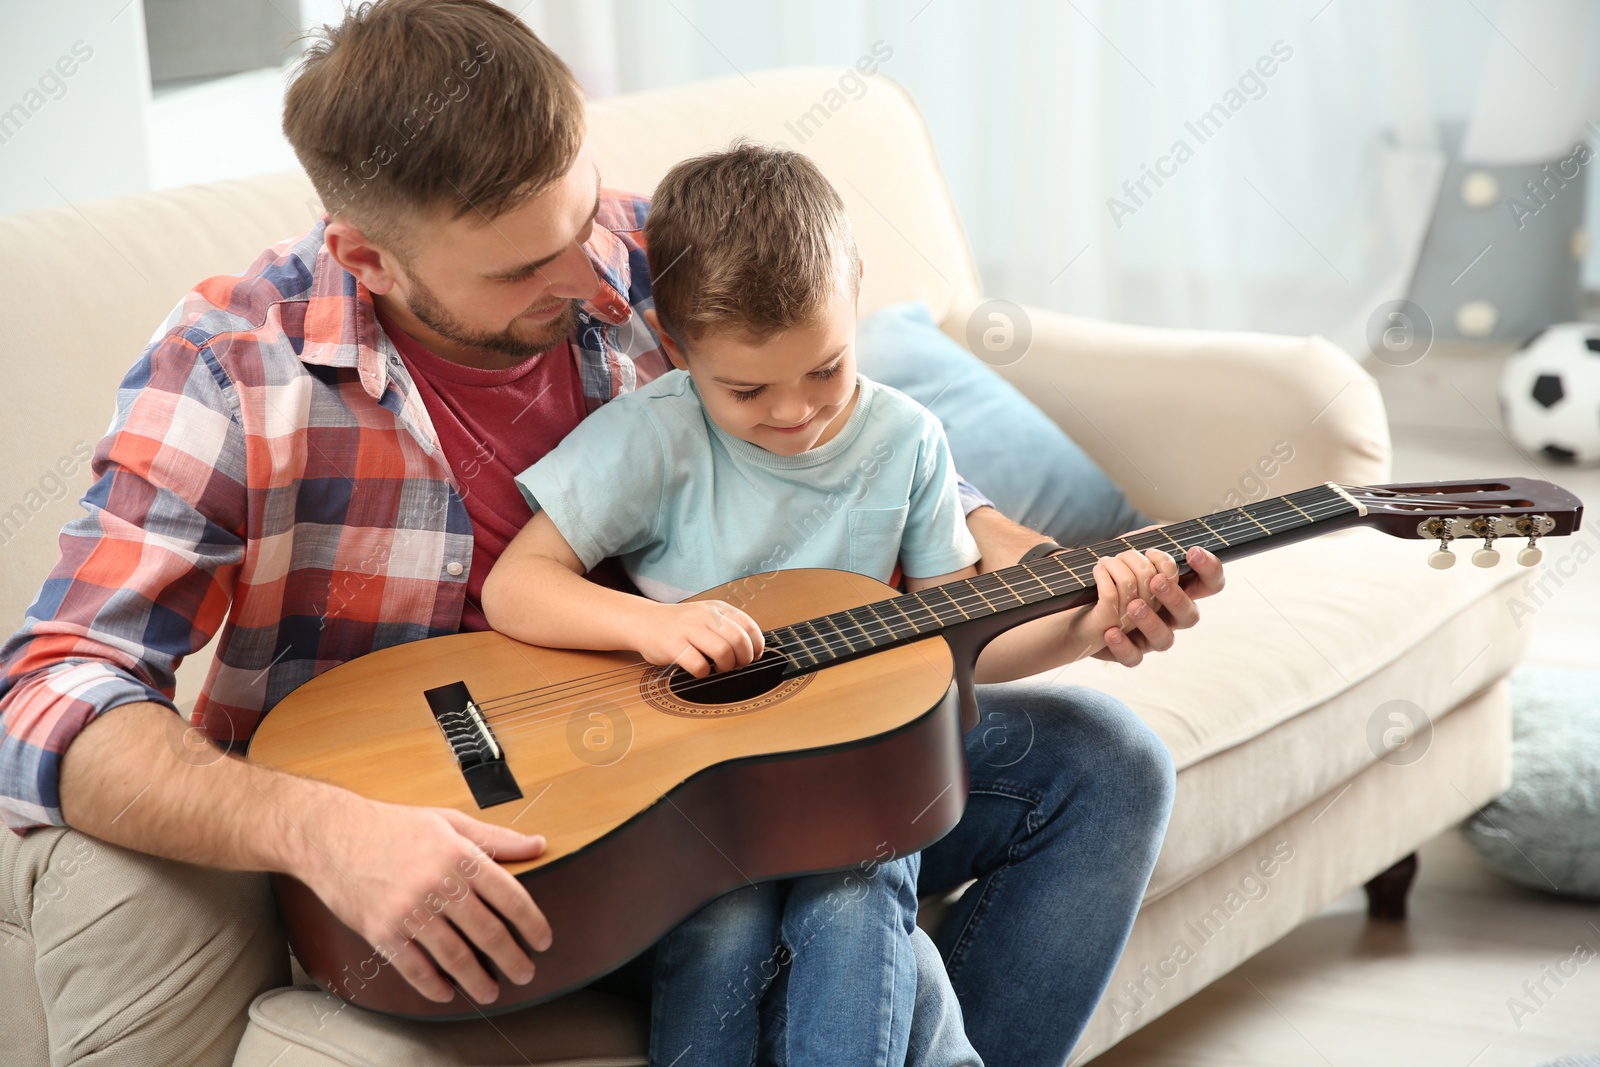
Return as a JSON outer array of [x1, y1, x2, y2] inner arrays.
[[964, 505, 1052, 573], [58, 700, 336, 876]]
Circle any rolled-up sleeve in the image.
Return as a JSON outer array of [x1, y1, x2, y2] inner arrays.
[[0, 335, 247, 832], [954, 475, 994, 516]]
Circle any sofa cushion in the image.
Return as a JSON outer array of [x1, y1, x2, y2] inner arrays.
[[1046, 524, 1543, 898], [857, 301, 1149, 547], [232, 986, 647, 1067]]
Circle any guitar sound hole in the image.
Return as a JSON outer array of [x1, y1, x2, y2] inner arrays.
[[667, 650, 791, 706]]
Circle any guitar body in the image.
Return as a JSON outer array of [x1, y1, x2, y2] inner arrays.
[[247, 567, 969, 1019]]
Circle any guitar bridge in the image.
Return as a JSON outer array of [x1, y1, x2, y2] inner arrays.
[[423, 681, 523, 808]]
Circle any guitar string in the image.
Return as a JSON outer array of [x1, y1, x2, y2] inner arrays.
[[1348, 495, 1505, 508], [471, 486, 1355, 720], [467, 490, 1361, 745], [1346, 486, 1534, 509], [475, 489, 1357, 739]]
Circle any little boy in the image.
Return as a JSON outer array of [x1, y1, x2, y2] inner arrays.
[[482, 142, 1160, 1066]]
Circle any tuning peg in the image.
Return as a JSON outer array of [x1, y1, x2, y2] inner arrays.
[[1428, 540, 1456, 569], [1472, 538, 1500, 568], [1517, 537, 1543, 566]]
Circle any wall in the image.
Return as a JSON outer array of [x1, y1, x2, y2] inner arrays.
[[0, 0, 153, 215]]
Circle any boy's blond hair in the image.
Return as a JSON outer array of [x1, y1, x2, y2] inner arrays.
[[645, 140, 859, 347]]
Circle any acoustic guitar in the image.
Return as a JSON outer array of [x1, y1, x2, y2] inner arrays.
[[247, 477, 1582, 1019]]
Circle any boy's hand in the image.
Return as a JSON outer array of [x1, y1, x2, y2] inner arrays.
[[1092, 533, 1226, 667], [1072, 548, 1181, 659], [637, 600, 766, 677]]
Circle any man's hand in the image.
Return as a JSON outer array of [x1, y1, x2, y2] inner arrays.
[[297, 793, 553, 1005], [1093, 529, 1225, 666], [59, 701, 554, 1008]]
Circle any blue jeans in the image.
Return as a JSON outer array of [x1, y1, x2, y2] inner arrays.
[[598, 679, 1173, 1067], [649, 854, 923, 1067], [922, 681, 1175, 1065], [746, 915, 983, 1067]]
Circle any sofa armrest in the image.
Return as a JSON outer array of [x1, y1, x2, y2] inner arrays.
[[940, 300, 1392, 523]]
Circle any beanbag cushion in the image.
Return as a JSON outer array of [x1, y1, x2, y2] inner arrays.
[[1463, 667, 1600, 899]]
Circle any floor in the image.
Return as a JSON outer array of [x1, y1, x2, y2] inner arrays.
[[1093, 834, 1600, 1067], [1093, 339, 1600, 1066]]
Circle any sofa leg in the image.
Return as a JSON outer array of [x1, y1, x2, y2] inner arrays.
[[1364, 852, 1418, 921]]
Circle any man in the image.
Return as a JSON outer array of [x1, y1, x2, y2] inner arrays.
[[0, 2, 1221, 1065]]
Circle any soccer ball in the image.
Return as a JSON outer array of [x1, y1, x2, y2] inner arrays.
[[1498, 323, 1600, 466]]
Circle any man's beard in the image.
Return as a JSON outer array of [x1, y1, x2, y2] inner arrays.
[[404, 274, 581, 359]]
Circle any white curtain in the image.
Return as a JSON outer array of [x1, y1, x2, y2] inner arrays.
[[517, 0, 1600, 353]]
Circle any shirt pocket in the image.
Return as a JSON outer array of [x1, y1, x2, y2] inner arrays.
[[847, 505, 910, 582]]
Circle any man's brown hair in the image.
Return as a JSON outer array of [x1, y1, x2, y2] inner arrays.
[[283, 0, 584, 245], [645, 141, 859, 348]]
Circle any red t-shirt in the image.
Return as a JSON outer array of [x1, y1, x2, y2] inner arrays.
[[378, 311, 632, 631]]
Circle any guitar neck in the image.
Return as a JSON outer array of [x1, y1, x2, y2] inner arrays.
[[771, 482, 1367, 674]]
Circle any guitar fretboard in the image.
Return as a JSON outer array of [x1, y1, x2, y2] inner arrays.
[[766, 483, 1360, 672]]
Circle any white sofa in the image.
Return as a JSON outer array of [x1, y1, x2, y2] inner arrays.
[[0, 68, 1526, 1065]]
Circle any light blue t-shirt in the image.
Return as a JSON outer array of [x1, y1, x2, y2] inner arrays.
[[513, 370, 980, 604]]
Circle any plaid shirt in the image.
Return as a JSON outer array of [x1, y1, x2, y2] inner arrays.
[[0, 191, 674, 831], [0, 191, 992, 833]]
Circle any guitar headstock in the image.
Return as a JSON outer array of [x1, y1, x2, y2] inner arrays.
[[1344, 477, 1584, 569]]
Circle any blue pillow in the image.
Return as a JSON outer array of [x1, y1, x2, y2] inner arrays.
[[856, 301, 1148, 548]]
